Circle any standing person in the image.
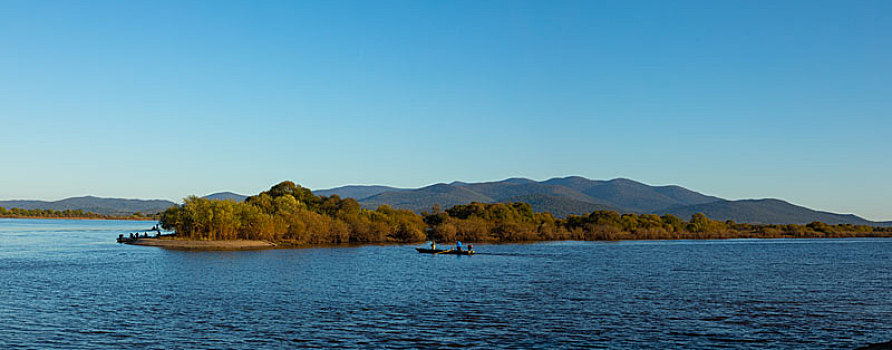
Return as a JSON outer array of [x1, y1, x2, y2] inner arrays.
[[431, 241, 436, 250], [456, 241, 463, 251]]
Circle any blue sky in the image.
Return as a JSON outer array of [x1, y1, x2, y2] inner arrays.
[[1, 0, 889, 220]]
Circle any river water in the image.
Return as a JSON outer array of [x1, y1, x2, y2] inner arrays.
[[1, 218, 890, 349]]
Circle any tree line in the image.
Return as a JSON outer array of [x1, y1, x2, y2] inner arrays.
[[160, 181, 426, 243], [0, 206, 156, 220], [159, 181, 892, 244]]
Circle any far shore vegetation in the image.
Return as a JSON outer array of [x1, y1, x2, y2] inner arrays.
[[159, 181, 892, 244], [0, 207, 158, 221]]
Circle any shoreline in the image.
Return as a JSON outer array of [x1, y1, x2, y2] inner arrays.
[[121, 235, 892, 252], [126, 237, 276, 250]]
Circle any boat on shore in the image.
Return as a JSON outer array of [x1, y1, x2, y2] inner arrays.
[[117, 233, 154, 243], [117, 225, 168, 244], [415, 248, 475, 255]]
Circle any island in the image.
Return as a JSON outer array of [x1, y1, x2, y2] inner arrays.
[[140, 181, 892, 250]]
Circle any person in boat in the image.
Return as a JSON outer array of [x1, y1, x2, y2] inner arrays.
[[456, 241, 463, 251], [430, 241, 436, 250], [468, 244, 473, 252]]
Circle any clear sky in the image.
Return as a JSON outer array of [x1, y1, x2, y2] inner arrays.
[[0, 0, 889, 221]]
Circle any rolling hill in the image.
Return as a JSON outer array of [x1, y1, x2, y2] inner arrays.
[[317, 176, 887, 226], [315, 185, 405, 200], [499, 194, 619, 218], [658, 199, 880, 225], [0, 196, 176, 216], [541, 176, 722, 212], [203, 192, 248, 202], [361, 183, 494, 212], [328, 176, 723, 216], [0, 192, 245, 216]]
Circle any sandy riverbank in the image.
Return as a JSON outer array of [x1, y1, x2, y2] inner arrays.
[[127, 237, 276, 250]]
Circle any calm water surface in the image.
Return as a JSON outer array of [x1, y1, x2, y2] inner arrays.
[[1, 218, 891, 349]]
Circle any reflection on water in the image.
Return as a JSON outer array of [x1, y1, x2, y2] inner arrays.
[[1, 218, 891, 349]]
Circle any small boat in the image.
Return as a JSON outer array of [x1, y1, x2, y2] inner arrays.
[[117, 233, 150, 244], [416, 248, 475, 255]]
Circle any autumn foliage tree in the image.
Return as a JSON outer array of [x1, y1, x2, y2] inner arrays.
[[161, 181, 426, 244]]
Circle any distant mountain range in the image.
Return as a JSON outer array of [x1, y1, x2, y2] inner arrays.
[[659, 199, 881, 226], [0, 196, 177, 216], [322, 176, 721, 217], [2, 177, 888, 226], [0, 192, 246, 216], [317, 176, 891, 226]]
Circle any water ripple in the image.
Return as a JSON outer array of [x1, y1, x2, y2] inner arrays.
[[1, 220, 892, 348]]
